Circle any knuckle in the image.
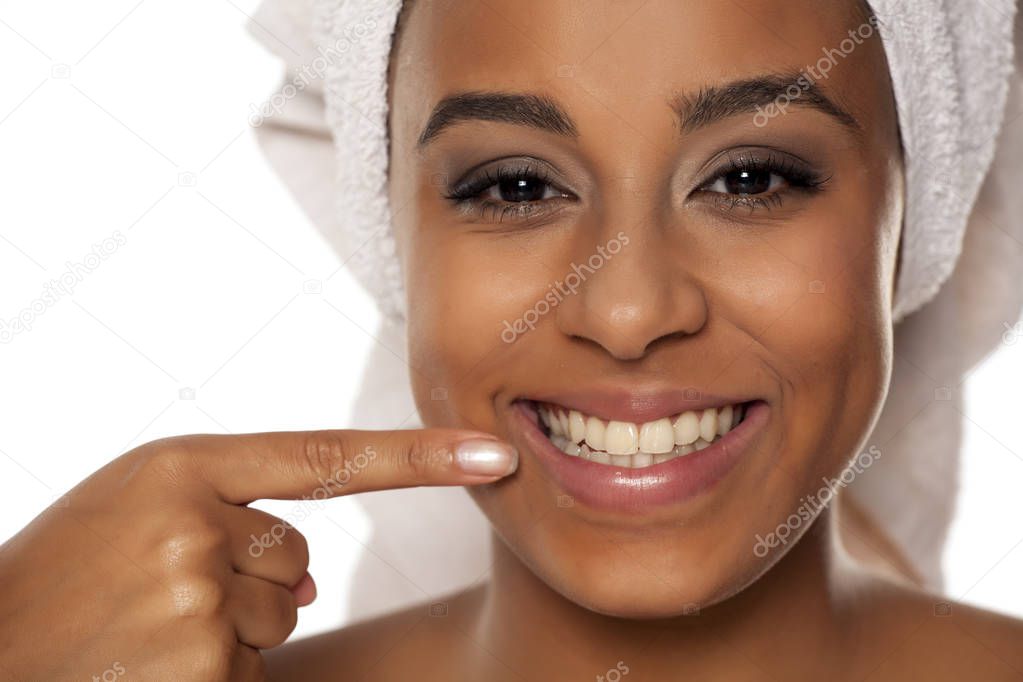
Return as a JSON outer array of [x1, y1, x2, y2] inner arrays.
[[131, 436, 200, 482], [397, 435, 450, 480], [300, 433, 351, 483], [168, 575, 229, 618], [157, 512, 230, 566], [141, 434, 198, 458]]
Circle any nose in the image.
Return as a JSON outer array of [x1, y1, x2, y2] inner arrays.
[[555, 230, 708, 360]]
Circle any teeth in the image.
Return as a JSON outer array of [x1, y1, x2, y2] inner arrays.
[[605, 421, 639, 455], [699, 409, 717, 442], [568, 410, 586, 443], [674, 443, 695, 457], [558, 411, 570, 438], [673, 411, 700, 445], [548, 410, 564, 436], [539, 401, 748, 469], [584, 416, 605, 451], [639, 418, 674, 454], [632, 452, 653, 468], [717, 405, 733, 437]]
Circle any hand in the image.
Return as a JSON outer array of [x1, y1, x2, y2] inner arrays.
[[0, 428, 517, 681]]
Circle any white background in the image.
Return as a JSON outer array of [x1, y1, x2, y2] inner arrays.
[[1, 0, 1022, 644]]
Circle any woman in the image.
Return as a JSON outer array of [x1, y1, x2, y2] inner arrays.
[[1, 0, 1021, 679]]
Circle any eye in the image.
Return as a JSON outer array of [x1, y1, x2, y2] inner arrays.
[[444, 160, 574, 223], [695, 151, 829, 212], [705, 168, 786, 196], [482, 172, 561, 203]]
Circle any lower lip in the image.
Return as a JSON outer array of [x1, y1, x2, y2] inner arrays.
[[512, 400, 769, 513]]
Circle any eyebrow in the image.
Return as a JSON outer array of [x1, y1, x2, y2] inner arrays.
[[416, 73, 861, 149], [672, 72, 861, 135], [416, 90, 578, 149]]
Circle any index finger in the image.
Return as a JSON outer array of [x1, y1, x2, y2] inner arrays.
[[174, 428, 518, 504]]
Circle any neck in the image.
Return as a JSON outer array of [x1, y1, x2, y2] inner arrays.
[[475, 507, 863, 678]]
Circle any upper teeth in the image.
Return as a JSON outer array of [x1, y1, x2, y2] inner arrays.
[[539, 402, 744, 467]]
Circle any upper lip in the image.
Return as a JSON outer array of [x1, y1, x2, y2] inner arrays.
[[522, 384, 754, 424]]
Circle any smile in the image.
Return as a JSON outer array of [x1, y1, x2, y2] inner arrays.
[[539, 402, 747, 469], [510, 391, 770, 512]]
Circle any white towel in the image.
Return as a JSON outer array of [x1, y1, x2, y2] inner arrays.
[[248, 0, 1021, 612]]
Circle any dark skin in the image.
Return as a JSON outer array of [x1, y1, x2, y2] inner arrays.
[[268, 0, 1023, 679], [1, 1, 1020, 680]]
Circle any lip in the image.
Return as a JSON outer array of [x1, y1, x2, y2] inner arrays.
[[510, 398, 770, 513], [525, 385, 748, 423]]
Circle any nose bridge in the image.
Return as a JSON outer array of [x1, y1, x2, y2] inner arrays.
[[556, 212, 708, 360]]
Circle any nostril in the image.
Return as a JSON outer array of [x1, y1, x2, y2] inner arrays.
[[644, 330, 693, 355]]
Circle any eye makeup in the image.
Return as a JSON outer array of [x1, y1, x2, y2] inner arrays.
[[690, 148, 831, 213], [439, 144, 831, 225], [442, 156, 575, 224]]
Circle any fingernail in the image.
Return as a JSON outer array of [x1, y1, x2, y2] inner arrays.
[[455, 439, 518, 476]]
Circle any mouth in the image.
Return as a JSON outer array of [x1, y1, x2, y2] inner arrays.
[[537, 401, 748, 469], [508, 392, 770, 513]]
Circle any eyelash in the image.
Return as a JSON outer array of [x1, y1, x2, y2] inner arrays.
[[443, 162, 571, 224], [694, 152, 829, 212], [443, 153, 829, 223]]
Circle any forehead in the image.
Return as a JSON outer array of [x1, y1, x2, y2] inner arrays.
[[390, 0, 889, 142]]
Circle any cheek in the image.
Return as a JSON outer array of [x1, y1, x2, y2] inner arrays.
[[403, 225, 556, 426], [751, 207, 894, 488], [759, 226, 890, 385]]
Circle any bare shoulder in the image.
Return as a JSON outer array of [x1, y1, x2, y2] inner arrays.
[[264, 586, 517, 682], [848, 575, 1023, 680]]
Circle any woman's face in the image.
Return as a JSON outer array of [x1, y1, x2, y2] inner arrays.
[[388, 0, 902, 617]]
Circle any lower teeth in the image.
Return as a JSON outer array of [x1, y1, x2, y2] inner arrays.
[[548, 433, 720, 467]]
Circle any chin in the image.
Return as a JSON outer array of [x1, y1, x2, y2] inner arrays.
[[537, 555, 774, 620], [488, 507, 800, 620]]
